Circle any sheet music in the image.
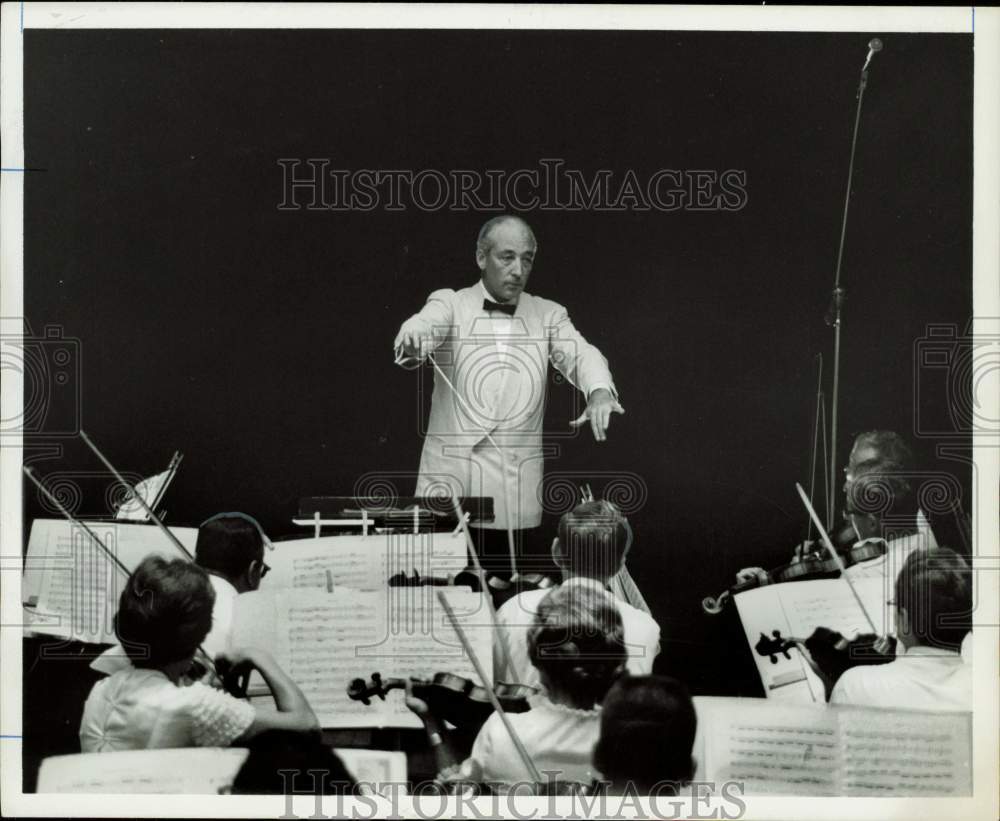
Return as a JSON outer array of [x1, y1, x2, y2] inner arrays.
[[34, 532, 118, 644], [335, 749, 408, 795], [24, 519, 198, 644], [779, 577, 894, 639], [838, 707, 972, 796], [115, 469, 172, 520], [702, 699, 839, 795], [697, 696, 973, 796], [238, 588, 491, 728], [36, 748, 248, 794], [735, 578, 896, 702], [734, 584, 820, 702], [263, 532, 468, 592]]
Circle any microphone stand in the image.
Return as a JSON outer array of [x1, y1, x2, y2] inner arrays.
[[805, 354, 827, 542], [825, 48, 877, 530]]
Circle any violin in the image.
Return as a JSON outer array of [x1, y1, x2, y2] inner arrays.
[[702, 514, 880, 614], [387, 568, 483, 591], [755, 627, 896, 698], [347, 671, 538, 728], [484, 572, 557, 610]]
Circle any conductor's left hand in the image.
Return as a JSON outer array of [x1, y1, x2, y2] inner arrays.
[[570, 388, 625, 443]]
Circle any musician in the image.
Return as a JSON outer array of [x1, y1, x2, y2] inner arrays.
[[841, 468, 932, 581], [80, 556, 318, 751], [407, 585, 626, 790], [842, 429, 914, 493], [592, 675, 697, 795], [192, 512, 272, 657], [829, 546, 972, 711], [735, 429, 937, 585], [91, 512, 271, 675], [493, 500, 660, 689], [394, 215, 623, 574]]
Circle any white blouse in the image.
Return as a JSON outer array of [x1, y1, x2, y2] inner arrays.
[[469, 694, 602, 789], [80, 668, 255, 752]]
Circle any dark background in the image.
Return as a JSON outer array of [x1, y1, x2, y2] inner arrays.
[[22, 30, 973, 702]]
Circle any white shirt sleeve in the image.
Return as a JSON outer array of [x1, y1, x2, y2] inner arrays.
[[184, 682, 256, 747]]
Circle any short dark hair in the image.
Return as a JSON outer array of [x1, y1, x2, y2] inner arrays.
[[196, 513, 264, 581], [593, 675, 696, 793], [556, 500, 630, 581], [231, 730, 356, 795], [114, 556, 214, 668], [528, 585, 626, 710], [895, 546, 972, 651]]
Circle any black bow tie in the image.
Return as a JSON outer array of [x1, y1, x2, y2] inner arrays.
[[483, 299, 517, 316]]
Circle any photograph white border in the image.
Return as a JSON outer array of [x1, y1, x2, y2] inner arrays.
[[1, 4, 997, 819]]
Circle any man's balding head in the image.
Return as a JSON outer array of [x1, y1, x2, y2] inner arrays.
[[475, 215, 536, 304], [476, 215, 537, 255]]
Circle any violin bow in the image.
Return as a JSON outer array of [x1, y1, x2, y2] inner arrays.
[[451, 495, 522, 686], [436, 589, 542, 784], [23, 466, 220, 681], [79, 430, 194, 561], [795, 482, 878, 634]]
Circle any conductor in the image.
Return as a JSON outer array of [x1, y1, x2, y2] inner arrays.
[[393, 215, 623, 575]]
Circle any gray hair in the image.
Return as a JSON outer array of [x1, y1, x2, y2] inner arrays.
[[475, 215, 537, 255]]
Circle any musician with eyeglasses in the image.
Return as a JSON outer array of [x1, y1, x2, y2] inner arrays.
[[91, 511, 273, 675]]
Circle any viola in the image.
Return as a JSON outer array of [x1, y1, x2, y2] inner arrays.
[[347, 672, 538, 728], [755, 627, 896, 698]]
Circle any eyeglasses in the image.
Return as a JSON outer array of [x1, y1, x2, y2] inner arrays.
[[260, 562, 271, 579]]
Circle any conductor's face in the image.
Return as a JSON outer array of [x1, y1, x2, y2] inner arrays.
[[477, 220, 535, 304]]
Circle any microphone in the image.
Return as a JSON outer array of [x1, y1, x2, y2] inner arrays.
[[862, 37, 883, 71]]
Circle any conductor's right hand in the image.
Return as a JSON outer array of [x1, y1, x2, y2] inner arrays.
[[393, 321, 435, 362]]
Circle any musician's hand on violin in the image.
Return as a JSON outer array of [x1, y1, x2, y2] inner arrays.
[[214, 647, 269, 698], [736, 566, 767, 584], [438, 758, 483, 788], [571, 388, 624, 443], [792, 540, 817, 563], [216, 646, 272, 672], [403, 679, 437, 726]]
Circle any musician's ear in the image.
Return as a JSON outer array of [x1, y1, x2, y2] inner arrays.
[[476, 246, 487, 271], [896, 605, 912, 643], [246, 559, 263, 592], [550, 537, 566, 568]]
